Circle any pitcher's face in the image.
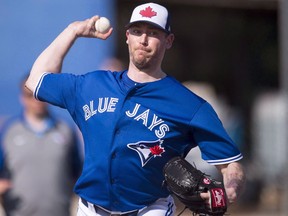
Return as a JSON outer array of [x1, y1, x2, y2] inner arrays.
[[126, 23, 174, 70]]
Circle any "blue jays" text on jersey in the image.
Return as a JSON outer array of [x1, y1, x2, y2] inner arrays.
[[35, 70, 242, 212]]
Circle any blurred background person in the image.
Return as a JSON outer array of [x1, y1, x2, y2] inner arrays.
[[251, 90, 288, 211], [0, 74, 82, 216], [99, 57, 126, 71]]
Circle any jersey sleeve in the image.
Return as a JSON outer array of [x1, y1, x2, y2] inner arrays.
[[35, 73, 78, 115], [191, 102, 243, 165]]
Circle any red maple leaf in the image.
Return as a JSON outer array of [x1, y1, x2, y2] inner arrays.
[[150, 145, 164, 156], [139, 6, 157, 18]]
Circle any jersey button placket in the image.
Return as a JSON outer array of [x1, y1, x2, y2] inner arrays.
[[110, 153, 116, 184], [114, 126, 121, 137], [111, 129, 119, 184]]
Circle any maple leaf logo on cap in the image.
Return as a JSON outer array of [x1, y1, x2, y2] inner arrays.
[[139, 6, 157, 18]]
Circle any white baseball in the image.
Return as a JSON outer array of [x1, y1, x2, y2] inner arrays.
[[95, 17, 111, 33]]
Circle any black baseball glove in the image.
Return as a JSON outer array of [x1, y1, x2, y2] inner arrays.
[[163, 156, 227, 216]]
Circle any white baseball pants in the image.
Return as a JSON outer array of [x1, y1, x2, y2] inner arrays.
[[77, 195, 176, 216]]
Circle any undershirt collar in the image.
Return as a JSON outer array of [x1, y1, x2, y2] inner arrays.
[[121, 70, 140, 90]]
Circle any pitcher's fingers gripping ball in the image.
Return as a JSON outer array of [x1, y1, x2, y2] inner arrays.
[[163, 157, 227, 216], [95, 17, 111, 33]]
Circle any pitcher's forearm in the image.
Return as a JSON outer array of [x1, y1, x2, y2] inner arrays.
[[217, 162, 246, 204], [25, 16, 113, 92], [26, 26, 78, 91]]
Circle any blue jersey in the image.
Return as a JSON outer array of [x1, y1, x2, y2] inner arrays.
[[35, 70, 242, 211]]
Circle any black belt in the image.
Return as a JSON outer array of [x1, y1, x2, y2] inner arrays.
[[81, 198, 138, 216]]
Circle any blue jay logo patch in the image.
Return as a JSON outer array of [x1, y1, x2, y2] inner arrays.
[[127, 140, 165, 167]]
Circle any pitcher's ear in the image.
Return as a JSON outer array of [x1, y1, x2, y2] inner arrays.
[[166, 33, 174, 49]]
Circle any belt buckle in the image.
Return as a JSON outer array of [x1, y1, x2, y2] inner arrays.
[[112, 212, 137, 216], [95, 206, 123, 216]]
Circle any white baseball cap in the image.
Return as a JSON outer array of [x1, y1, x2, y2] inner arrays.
[[126, 2, 171, 33]]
